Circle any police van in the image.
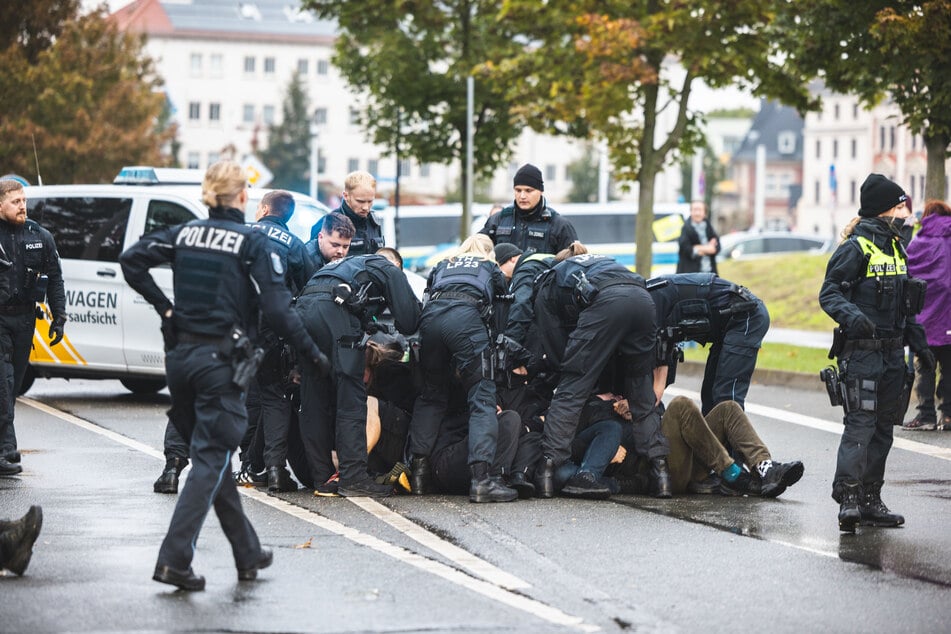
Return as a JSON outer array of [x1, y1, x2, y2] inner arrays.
[[22, 167, 330, 394]]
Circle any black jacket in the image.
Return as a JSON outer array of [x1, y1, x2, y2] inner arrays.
[[479, 199, 577, 255], [309, 201, 384, 256], [676, 220, 720, 274], [0, 218, 66, 321]]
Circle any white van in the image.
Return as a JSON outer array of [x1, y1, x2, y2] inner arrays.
[[23, 175, 329, 394]]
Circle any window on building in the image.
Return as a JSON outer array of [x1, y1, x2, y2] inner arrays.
[[318, 155, 326, 173], [317, 59, 329, 75], [815, 179, 820, 204], [777, 131, 796, 155], [420, 163, 431, 178], [264, 57, 276, 75], [263, 105, 275, 124], [815, 139, 821, 159], [834, 103, 840, 120], [853, 103, 859, 119], [911, 135, 917, 151], [851, 138, 857, 159], [879, 126, 885, 151], [244, 56, 256, 73], [832, 139, 838, 159], [242, 104, 255, 124], [348, 158, 360, 172], [210, 54, 223, 78], [209, 102, 221, 122], [313, 107, 327, 125], [850, 179, 857, 204], [188, 102, 201, 121], [190, 53, 202, 77], [399, 159, 411, 177], [207, 151, 220, 165], [187, 152, 200, 169], [920, 175, 925, 198], [544, 164, 556, 181], [890, 126, 896, 150], [297, 58, 309, 75], [367, 159, 379, 175], [910, 177, 916, 200], [349, 107, 360, 125]]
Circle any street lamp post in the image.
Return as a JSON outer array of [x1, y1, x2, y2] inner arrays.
[[309, 122, 319, 200]]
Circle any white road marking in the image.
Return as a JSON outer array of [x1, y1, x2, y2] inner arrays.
[[20, 396, 597, 633], [665, 386, 951, 461]]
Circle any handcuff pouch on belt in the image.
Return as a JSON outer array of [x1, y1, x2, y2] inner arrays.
[[903, 277, 927, 316]]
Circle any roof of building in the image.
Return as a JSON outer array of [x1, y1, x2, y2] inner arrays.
[[733, 99, 804, 163], [113, 0, 337, 43]]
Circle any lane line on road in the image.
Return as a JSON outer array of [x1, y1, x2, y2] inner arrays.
[[21, 397, 596, 633], [347, 496, 532, 590], [666, 387, 951, 461]]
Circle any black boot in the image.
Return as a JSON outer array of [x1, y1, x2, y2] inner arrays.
[[153, 457, 188, 494], [0, 505, 42, 575], [469, 462, 517, 503], [837, 483, 862, 533], [649, 456, 673, 499], [409, 455, 431, 496], [860, 482, 904, 527], [534, 456, 556, 499], [266, 465, 298, 493], [507, 468, 536, 499]]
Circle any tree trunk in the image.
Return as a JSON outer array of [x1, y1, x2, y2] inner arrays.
[[923, 130, 949, 202], [635, 83, 659, 276]]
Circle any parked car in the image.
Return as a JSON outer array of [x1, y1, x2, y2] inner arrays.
[[717, 231, 834, 261]]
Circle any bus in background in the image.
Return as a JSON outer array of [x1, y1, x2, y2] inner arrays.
[[382, 201, 689, 275]]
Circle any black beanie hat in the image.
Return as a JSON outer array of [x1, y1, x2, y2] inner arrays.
[[859, 173, 907, 218], [513, 163, 544, 191], [493, 243, 523, 264]]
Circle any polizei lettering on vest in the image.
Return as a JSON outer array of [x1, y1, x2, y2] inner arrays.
[[176, 225, 245, 254]]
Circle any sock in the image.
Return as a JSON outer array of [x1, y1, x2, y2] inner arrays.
[[721, 462, 742, 483], [757, 460, 773, 479]]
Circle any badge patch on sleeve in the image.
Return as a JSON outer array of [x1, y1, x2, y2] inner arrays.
[[270, 252, 285, 276]]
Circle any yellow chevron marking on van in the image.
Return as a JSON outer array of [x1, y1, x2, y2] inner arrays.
[[30, 319, 87, 366]]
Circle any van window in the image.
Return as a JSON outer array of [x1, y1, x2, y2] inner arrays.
[[28, 197, 132, 262], [145, 200, 198, 235], [397, 216, 465, 248]]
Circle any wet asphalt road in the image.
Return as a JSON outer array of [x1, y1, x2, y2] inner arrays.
[[3, 372, 951, 633]]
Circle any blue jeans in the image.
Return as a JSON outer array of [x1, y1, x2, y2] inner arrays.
[[554, 419, 623, 488]]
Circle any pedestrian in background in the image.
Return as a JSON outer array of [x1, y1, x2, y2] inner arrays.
[[479, 164, 578, 255], [121, 160, 329, 590], [902, 199, 951, 431], [819, 173, 933, 533], [676, 200, 720, 274], [0, 179, 66, 476]]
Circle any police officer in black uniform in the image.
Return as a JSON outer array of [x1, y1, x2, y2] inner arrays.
[[408, 234, 518, 503], [648, 272, 770, 414], [0, 179, 65, 476], [295, 249, 420, 497], [532, 254, 672, 498], [309, 170, 384, 255], [120, 161, 330, 591], [479, 164, 577, 255], [819, 174, 932, 533]]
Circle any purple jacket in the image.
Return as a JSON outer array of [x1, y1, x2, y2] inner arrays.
[[907, 214, 951, 347]]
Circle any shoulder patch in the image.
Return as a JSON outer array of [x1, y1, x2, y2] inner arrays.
[[270, 251, 285, 276]]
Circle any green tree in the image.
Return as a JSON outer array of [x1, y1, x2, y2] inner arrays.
[[566, 145, 602, 203], [301, 0, 525, 240], [487, 1, 812, 275], [0, 0, 80, 64], [259, 72, 312, 193], [776, 1, 951, 200], [0, 4, 175, 183]]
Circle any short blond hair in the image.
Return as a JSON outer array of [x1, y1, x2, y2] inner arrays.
[[344, 170, 376, 193], [202, 160, 247, 209], [449, 234, 495, 260], [0, 179, 24, 201]]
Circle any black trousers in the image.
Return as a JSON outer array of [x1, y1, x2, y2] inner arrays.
[[538, 285, 667, 466], [295, 293, 370, 487], [832, 345, 905, 500], [156, 343, 261, 571], [409, 301, 499, 466], [700, 300, 770, 414], [0, 311, 37, 456]]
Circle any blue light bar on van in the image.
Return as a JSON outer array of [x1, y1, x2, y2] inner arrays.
[[114, 166, 204, 185]]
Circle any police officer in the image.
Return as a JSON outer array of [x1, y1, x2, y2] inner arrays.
[[120, 161, 330, 590], [309, 171, 384, 255], [408, 234, 518, 503], [247, 190, 316, 492], [648, 272, 770, 414], [532, 254, 672, 498], [295, 249, 420, 497], [819, 174, 932, 533], [0, 179, 66, 476], [479, 164, 577, 255]]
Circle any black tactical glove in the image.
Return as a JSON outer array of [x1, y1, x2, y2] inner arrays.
[[918, 348, 937, 371], [48, 317, 66, 347], [849, 314, 876, 339]]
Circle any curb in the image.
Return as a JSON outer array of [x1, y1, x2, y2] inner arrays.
[[678, 360, 821, 392]]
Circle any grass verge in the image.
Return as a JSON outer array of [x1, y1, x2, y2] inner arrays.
[[682, 342, 832, 375]]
